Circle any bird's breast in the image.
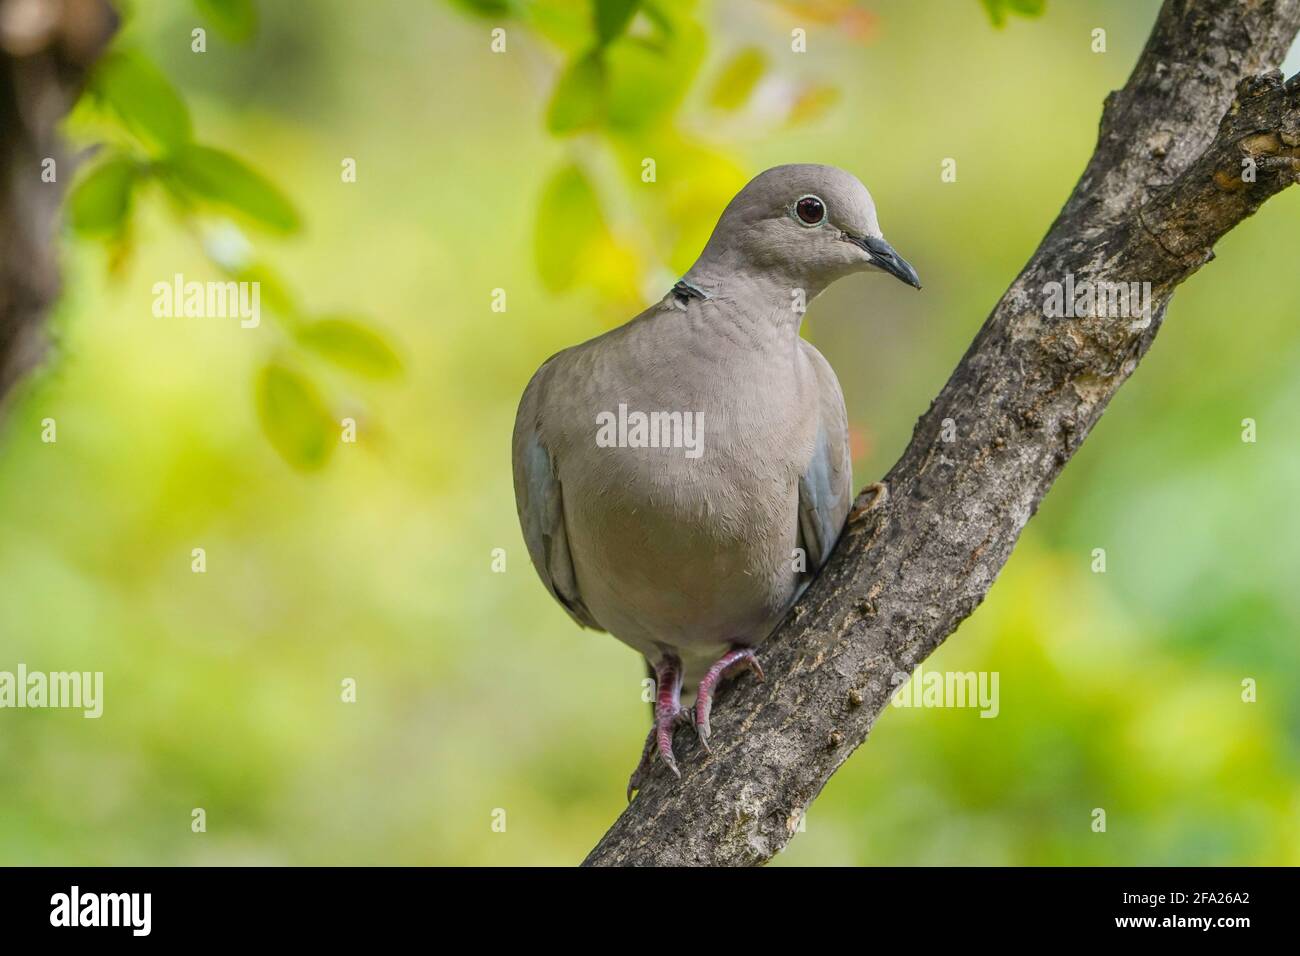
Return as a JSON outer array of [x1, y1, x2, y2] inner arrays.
[[555, 360, 817, 653]]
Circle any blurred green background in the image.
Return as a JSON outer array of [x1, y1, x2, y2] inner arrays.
[[1, 0, 1298, 865]]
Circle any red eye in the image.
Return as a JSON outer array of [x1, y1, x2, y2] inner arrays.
[[796, 196, 825, 224]]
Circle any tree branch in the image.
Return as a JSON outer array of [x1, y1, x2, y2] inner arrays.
[[0, 0, 116, 409], [584, 0, 1300, 866]]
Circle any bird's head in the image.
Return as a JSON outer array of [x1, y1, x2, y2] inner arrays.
[[683, 164, 920, 299]]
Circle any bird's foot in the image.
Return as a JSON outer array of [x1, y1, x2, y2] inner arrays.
[[694, 646, 764, 752], [626, 654, 691, 801]]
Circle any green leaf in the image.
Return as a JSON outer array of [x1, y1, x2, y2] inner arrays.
[[520, 0, 594, 52], [193, 0, 258, 41], [605, 22, 704, 132], [449, 0, 515, 17], [594, 0, 639, 46], [67, 155, 137, 237], [535, 163, 605, 293], [709, 46, 767, 112], [297, 317, 402, 380], [980, 0, 1046, 27], [546, 52, 606, 134], [256, 362, 334, 470], [93, 51, 192, 154], [165, 144, 301, 233], [233, 263, 298, 318], [638, 0, 675, 38]]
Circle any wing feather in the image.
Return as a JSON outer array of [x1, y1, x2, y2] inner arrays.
[[511, 360, 603, 630], [796, 341, 853, 575]]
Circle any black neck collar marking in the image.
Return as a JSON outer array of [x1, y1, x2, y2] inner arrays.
[[670, 280, 708, 306]]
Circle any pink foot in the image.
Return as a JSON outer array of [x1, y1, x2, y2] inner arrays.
[[694, 646, 764, 752], [626, 655, 691, 801]]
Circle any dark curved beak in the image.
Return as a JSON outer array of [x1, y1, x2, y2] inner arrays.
[[846, 233, 922, 290]]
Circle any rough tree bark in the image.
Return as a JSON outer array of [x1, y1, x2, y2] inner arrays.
[[585, 0, 1300, 866], [0, 0, 115, 408]]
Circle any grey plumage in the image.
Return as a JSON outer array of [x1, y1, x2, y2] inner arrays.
[[512, 164, 919, 784]]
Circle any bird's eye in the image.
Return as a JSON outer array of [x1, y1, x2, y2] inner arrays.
[[795, 195, 826, 225]]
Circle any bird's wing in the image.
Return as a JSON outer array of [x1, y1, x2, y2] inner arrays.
[[796, 339, 854, 573], [511, 358, 604, 631]]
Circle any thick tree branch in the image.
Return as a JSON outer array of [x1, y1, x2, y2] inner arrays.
[[0, 0, 115, 408], [585, 0, 1300, 866]]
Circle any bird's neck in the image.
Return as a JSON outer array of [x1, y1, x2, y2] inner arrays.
[[681, 257, 820, 340]]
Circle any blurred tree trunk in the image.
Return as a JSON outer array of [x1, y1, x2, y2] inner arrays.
[[587, 0, 1300, 866], [0, 0, 115, 407]]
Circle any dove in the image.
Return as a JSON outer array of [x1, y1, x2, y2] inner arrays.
[[512, 164, 920, 797]]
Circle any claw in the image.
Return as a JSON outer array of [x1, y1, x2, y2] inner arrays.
[[626, 727, 657, 802], [656, 721, 681, 778], [625, 648, 765, 797], [695, 646, 764, 751], [626, 654, 685, 799], [654, 655, 685, 777]]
